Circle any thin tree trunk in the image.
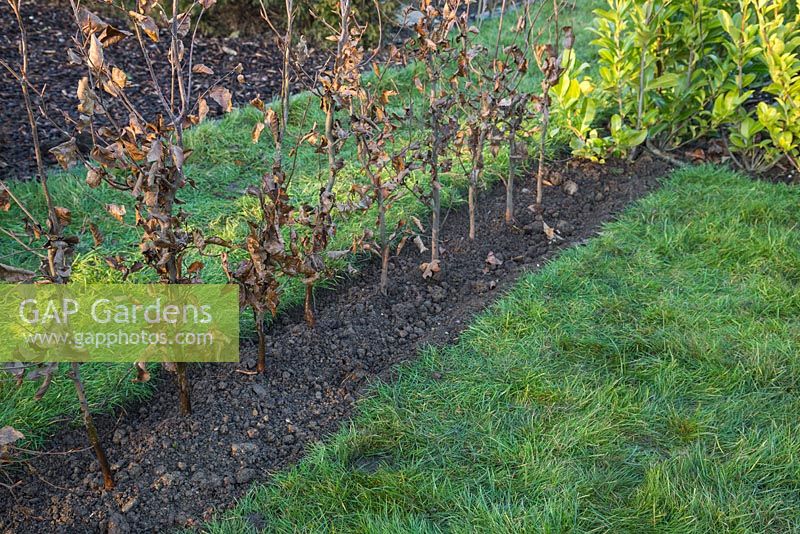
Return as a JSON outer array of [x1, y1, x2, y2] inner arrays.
[[506, 122, 517, 223], [176, 362, 191, 415], [377, 178, 389, 295], [323, 101, 337, 194], [468, 127, 487, 239], [536, 105, 549, 208], [430, 163, 441, 263], [280, 0, 292, 145], [10, 0, 58, 241], [70, 363, 114, 490], [304, 283, 315, 327], [429, 72, 441, 263], [255, 309, 266, 373], [468, 178, 477, 240], [165, 254, 191, 416], [323, 0, 351, 195]]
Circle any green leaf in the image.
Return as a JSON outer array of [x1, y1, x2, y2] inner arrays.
[[646, 72, 682, 91], [718, 10, 737, 37]]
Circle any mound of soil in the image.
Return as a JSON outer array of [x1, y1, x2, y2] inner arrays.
[[0, 156, 670, 533], [0, 1, 326, 179]]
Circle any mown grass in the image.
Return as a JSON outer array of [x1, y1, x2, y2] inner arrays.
[[202, 166, 800, 533], [0, 3, 601, 448]]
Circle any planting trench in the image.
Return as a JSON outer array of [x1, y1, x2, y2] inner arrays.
[[0, 156, 669, 532]]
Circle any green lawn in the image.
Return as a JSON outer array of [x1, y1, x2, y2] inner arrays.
[[0, 3, 601, 448], [203, 165, 800, 533]]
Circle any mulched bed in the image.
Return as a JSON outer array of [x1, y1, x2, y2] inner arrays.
[[0, 155, 670, 533], [0, 1, 326, 179]]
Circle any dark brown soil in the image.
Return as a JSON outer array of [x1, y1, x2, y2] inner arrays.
[[0, 155, 670, 533], [0, 1, 326, 179]]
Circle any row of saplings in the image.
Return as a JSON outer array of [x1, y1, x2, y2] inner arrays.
[[0, 0, 572, 489]]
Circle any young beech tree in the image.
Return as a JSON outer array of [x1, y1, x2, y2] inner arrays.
[[410, 0, 463, 278], [228, 0, 299, 373], [491, 0, 544, 224], [65, 0, 234, 415], [533, 2, 572, 211], [349, 49, 420, 294], [0, 0, 121, 489], [290, 0, 363, 326], [225, 159, 295, 374], [320, 0, 356, 196], [453, 0, 491, 240]]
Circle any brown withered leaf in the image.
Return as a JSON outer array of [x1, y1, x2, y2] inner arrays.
[[88, 34, 104, 70], [67, 47, 82, 67], [98, 25, 131, 47], [199, 0, 217, 8], [299, 129, 321, 147], [187, 261, 204, 273], [77, 7, 108, 35], [50, 138, 79, 170], [86, 167, 103, 188], [77, 8, 131, 45], [265, 108, 279, 142], [106, 203, 127, 222], [420, 259, 440, 279], [103, 67, 128, 96], [24, 219, 41, 240], [563, 180, 578, 196], [381, 90, 398, 105], [542, 221, 562, 242], [209, 86, 232, 112], [252, 122, 265, 144], [89, 223, 104, 246], [77, 77, 98, 115], [132, 362, 150, 383], [137, 0, 158, 14], [169, 11, 192, 37], [485, 251, 503, 266], [0, 263, 35, 283], [192, 64, 214, 75], [562, 26, 575, 51], [413, 235, 428, 253], [171, 145, 185, 170], [0, 185, 10, 211], [129, 113, 145, 135], [198, 98, 209, 122], [0, 426, 24, 448], [54, 207, 72, 226], [686, 148, 706, 162], [129, 261, 144, 276], [129, 11, 159, 42], [29, 363, 58, 400], [396, 235, 408, 256], [105, 255, 126, 271], [250, 97, 265, 112], [147, 140, 163, 163]]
